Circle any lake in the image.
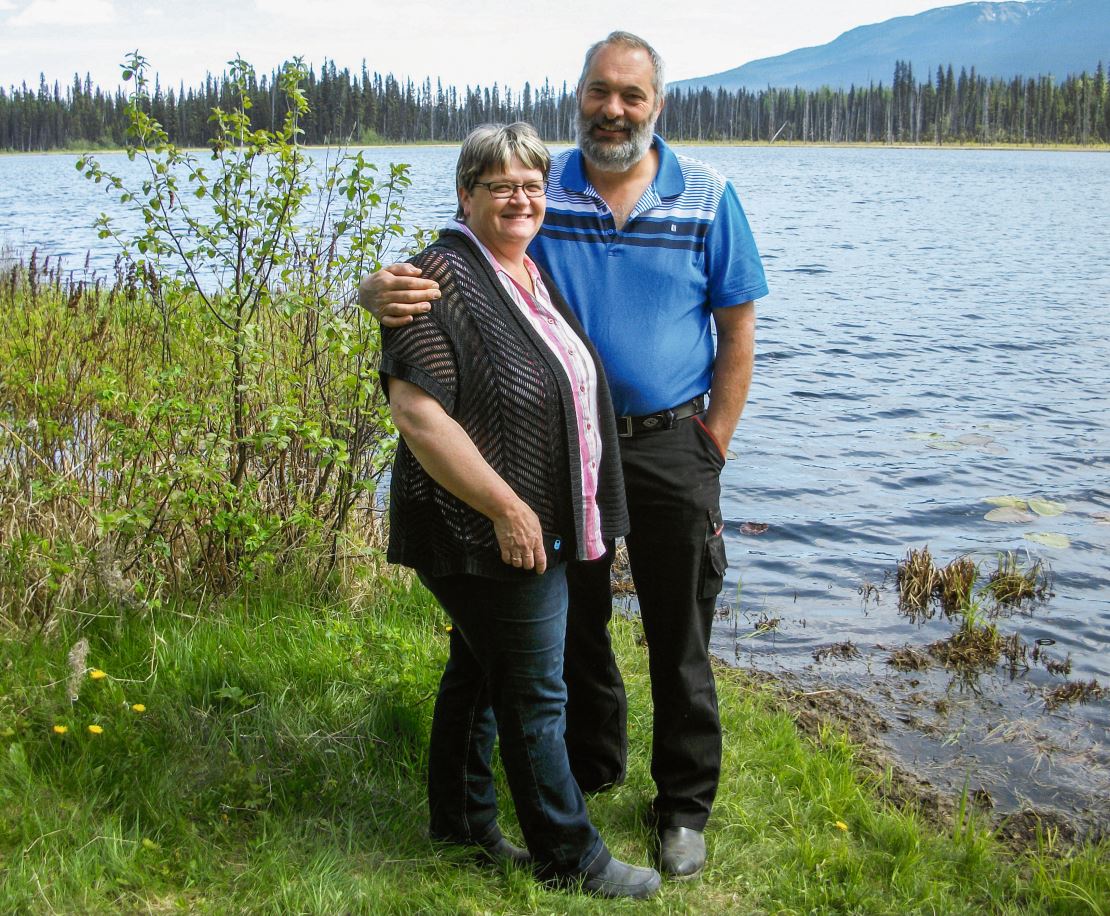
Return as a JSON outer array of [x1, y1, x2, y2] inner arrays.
[[2, 144, 1108, 826]]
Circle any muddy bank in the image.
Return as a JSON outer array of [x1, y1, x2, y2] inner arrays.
[[718, 662, 1109, 850]]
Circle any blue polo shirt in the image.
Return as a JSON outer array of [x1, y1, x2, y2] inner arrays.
[[528, 135, 768, 417]]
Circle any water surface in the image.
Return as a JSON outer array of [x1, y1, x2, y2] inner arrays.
[[3, 145, 1108, 825]]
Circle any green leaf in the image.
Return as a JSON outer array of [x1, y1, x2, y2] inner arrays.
[[985, 507, 1036, 523], [1023, 532, 1070, 549], [1028, 497, 1066, 517], [984, 496, 1027, 509]]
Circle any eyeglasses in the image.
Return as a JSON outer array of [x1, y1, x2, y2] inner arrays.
[[471, 180, 547, 199]]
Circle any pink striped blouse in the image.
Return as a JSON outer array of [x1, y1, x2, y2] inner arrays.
[[453, 220, 606, 560]]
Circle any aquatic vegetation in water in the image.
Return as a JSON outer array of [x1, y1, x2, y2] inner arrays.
[[813, 641, 860, 663], [1043, 679, 1104, 710], [983, 496, 1070, 546], [887, 645, 931, 671], [938, 556, 978, 615], [897, 546, 940, 618], [1031, 644, 1073, 677], [985, 506, 1036, 523], [1024, 532, 1070, 549], [984, 495, 1027, 509], [1028, 497, 1067, 517], [1000, 632, 1029, 673], [984, 552, 1050, 607], [929, 617, 1004, 671]]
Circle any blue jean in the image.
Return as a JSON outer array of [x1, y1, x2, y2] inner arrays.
[[420, 566, 610, 877]]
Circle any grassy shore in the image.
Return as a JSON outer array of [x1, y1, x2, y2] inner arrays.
[[1, 573, 1106, 915]]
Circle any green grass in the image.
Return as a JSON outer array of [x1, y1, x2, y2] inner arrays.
[[1, 574, 1106, 914]]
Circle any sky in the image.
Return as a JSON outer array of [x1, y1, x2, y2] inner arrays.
[[1, 0, 1008, 94]]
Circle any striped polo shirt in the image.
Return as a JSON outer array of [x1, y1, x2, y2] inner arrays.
[[529, 134, 769, 417]]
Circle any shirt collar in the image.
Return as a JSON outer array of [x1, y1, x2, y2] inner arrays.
[[449, 218, 541, 282], [560, 133, 685, 199]]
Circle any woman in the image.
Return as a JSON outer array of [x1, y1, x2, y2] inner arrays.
[[379, 123, 660, 900]]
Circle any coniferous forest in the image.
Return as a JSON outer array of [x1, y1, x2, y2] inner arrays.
[[2, 58, 1109, 151]]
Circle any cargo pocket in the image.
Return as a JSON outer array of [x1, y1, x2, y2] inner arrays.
[[697, 507, 728, 600]]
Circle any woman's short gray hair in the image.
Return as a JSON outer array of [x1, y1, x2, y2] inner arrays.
[[578, 31, 665, 100], [455, 122, 550, 219]]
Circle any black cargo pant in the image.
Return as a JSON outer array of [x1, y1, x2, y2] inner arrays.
[[563, 411, 727, 831]]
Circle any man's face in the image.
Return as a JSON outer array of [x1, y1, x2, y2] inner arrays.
[[576, 44, 662, 173]]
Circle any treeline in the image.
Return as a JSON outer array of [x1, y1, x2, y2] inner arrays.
[[3, 58, 1109, 151]]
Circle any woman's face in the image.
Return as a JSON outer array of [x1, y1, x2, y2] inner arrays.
[[458, 155, 546, 257]]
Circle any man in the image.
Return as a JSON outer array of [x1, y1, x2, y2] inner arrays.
[[360, 31, 768, 878]]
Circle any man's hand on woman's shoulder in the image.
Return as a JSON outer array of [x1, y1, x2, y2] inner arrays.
[[358, 263, 442, 327]]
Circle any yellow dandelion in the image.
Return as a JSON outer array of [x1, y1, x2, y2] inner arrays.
[[834, 820, 849, 832], [131, 703, 147, 713], [87, 724, 104, 735], [53, 724, 69, 735], [89, 669, 107, 680]]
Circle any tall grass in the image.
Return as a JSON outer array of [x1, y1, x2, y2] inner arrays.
[[0, 252, 396, 631]]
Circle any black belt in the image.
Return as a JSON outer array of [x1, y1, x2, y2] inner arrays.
[[616, 395, 706, 438]]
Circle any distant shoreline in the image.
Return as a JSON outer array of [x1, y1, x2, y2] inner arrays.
[[2, 140, 1108, 157]]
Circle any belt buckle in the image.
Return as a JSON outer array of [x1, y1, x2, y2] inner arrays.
[[617, 416, 634, 437]]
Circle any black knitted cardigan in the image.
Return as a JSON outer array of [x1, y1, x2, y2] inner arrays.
[[379, 228, 629, 579]]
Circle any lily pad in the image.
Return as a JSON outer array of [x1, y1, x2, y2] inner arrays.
[[1092, 511, 1110, 525], [909, 432, 945, 440], [984, 496, 1027, 509], [926, 440, 964, 450], [1024, 532, 1070, 549], [1028, 497, 1066, 517], [957, 434, 995, 447], [985, 507, 1036, 523]]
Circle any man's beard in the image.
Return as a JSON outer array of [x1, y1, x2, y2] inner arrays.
[[576, 108, 658, 173]]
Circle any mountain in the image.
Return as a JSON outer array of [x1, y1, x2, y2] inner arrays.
[[671, 0, 1109, 92]]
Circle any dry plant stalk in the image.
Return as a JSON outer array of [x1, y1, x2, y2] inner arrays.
[[1000, 632, 1029, 672], [938, 555, 978, 615], [1044, 679, 1104, 710], [887, 645, 931, 671], [66, 637, 90, 702], [897, 546, 940, 617], [610, 539, 635, 597]]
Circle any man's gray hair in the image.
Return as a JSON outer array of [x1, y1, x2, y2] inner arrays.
[[577, 31, 665, 101], [455, 122, 550, 219]]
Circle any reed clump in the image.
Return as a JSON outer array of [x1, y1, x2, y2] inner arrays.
[[887, 645, 931, 671], [813, 641, 860, 663], [896, 546, 941, 618], [929, 617, 1004, 670], [984, 552, 1050, 607], [938, 555, 978, 615]]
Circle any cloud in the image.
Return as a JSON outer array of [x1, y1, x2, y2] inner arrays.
[[254, 0, 378, 20], [9, 0, 115, 26]]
